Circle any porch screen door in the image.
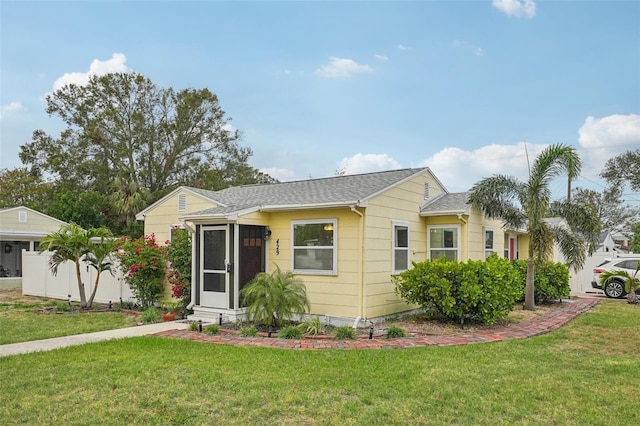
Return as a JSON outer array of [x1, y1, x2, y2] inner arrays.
[[201, 226, 228, 308]]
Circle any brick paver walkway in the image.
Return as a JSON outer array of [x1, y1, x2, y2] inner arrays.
[[154, 298, 598, 350]]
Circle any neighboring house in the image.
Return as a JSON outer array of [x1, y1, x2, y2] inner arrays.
[[137, 168, 525, 324], [611, 232, 631, 253], [596, 231, 616, 253], [0, 206, 68, 278]]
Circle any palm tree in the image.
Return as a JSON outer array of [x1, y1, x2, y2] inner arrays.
[[240, 265, 310, 328], [84, 228, 117, 308], [38, 223, 92, 308], [38, 223, 116, 308], [599, 265, 640, 304], [468, 144, 600, 310]]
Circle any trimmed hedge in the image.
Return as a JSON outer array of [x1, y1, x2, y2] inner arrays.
[[392, 255, 521, 325], [512, 260, 570, 303]]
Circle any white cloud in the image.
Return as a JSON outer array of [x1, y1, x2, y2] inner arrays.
[[337, 153, 402, 175], [52, 53, 130, 91], [452, 40, 485, 57], [397, 44, 411, 51], [577, 113, 640, 176], [260, 167, 297, 182], [420, 142, 548, 192], [492, 0, 537, 19], [375, 54, 389, 62], [0, 101, 26, 120], [315, 57, 373, 79]]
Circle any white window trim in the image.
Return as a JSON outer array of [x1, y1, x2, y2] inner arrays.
[[427, 224, 461, 261], [291, 219, 337, 275], [484, 227, 494, 259], [392, 220, 410, 274]]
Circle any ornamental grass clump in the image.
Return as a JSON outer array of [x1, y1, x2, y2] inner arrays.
[[385, 326, 406, 338], [141, 307, 161, 324], [333, 326, 357, 340], [204, 324, 220, 335], [278, 325, 304, 339]]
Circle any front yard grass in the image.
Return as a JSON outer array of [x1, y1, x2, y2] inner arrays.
[[0, 300, 638, 425], [0, 290, 138, 345]]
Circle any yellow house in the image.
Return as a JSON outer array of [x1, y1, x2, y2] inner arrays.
[[137, 168, 528, 324]]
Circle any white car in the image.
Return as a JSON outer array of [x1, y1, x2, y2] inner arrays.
[[591, 257, 640, 298]]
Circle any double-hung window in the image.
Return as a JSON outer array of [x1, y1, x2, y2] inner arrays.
[[484, 228, 494, 259], [292, 220, 337, 275], [393, 221, 409, 273], [428, 225, 460, 261]]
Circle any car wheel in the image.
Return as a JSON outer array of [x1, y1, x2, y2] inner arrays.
[[604, 280, 626, 299]]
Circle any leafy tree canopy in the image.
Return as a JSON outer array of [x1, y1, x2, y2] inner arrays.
[[601, 149, 640, 192], [565, 186, 640, 234], [16, 72, 275, 234]]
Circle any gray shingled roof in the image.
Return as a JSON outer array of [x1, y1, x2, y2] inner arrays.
[[420, 192, 471, 215], [182, 167, 430, 218]]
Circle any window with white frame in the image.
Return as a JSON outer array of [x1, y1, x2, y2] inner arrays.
[[393, 221, 409, 273], [178, 194, 187, 211], [292, 219, 336, 274], [484, 228, 494, 258], [428, 225, 460, 261]]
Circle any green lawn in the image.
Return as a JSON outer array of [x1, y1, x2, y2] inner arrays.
[[0, 295, 138, 345], [0, 301, 638, 425]]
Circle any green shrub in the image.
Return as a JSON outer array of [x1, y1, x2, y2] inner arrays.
[[278, 325, 304, 339], [300, 316, 326, 336], [392, 255, 521, 325], [117, 235, 166, 308], [239, 326, 258, 337], [512, 260, 570, 303], [203, 324, 220, 335], [240, 265, 310, 328], [189, 322, 200, 331], [54, 301, 71, 312], [117, 300, 136, 310], [140, 307, 161, 324], [334, 326, 357, 340], [385, 326, 406, 338]]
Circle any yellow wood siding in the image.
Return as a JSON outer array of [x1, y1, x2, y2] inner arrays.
[[0, 208, 65, 234], [263, 208, 363, 318], [143, 190, 217, 243], [360, 170, 445, 319]]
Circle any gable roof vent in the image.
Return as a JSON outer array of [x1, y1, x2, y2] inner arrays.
[[178, 194, 187, 212], [424, 182, 430, 200], [18, 211, 27, 223]]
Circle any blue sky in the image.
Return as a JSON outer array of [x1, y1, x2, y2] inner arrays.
[[1, 0, 639, 205]]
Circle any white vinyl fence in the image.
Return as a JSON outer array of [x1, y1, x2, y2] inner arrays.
[[21, 250, 135, 304]]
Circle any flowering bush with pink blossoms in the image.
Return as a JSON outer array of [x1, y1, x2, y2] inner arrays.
[[117, 234, 167, 308]]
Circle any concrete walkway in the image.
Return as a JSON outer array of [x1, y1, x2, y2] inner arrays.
[[0, 298, 599, 356], [0, 321, 189, 357]]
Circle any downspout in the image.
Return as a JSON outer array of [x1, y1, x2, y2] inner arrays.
[[457, 214, 467, 260], [351, 205, 365, 319]]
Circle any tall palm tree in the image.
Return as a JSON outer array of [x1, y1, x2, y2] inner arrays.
[[468, 144, 600, 310], [38, 223, 92, 308], [84, 229, 118, 308]]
